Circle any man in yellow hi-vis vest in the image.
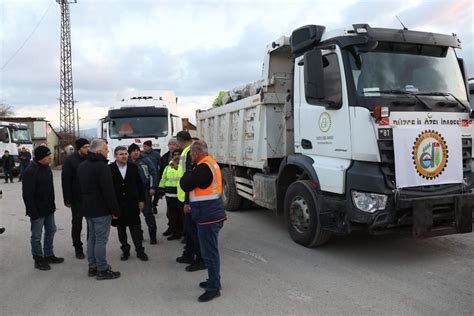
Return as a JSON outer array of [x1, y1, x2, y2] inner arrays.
[[175, 131, 205, 272]]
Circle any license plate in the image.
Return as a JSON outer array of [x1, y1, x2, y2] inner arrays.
[[378, 128, 393, 140]]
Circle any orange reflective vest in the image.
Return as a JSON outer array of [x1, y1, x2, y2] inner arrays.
[[189, 156, 222, 202]]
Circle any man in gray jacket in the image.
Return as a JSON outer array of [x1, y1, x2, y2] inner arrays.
[[128, 143, 158, 244]]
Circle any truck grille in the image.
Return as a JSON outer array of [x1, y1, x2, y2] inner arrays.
[[378, 138, 472, 195]]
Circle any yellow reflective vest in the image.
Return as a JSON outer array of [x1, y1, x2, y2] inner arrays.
[[177, 145, 191, 202]]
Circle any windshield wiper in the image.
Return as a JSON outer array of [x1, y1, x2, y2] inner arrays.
[[378, 90, 432, 110], [415, 92, 467, 111]]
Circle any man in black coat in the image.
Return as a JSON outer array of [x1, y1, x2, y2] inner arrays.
[[22, 145, 64, 271], [2, 150, 15, 183], [109, 146, 148, 261], [61, 138, 90, 259], [18, 147, 31, 181], [77, 138, 121, 280]]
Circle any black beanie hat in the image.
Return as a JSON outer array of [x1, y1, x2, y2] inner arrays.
[[34, 145, 51, 161], [75, 138, 90, 151], [128, 143, 140, 154]]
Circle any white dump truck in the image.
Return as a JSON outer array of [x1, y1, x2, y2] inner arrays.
[[196, 24, 474, 247], [98, 90, 183, 161]]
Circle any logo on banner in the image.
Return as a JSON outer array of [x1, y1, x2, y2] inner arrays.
[[319, 112, 331, 133], [412, 130, 448, 179]]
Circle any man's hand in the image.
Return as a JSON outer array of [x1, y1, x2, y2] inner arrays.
[[183, 204, 191, 214], [112, 215, 119, 220], [149, 189, 155, 196], [138, 202, 145, 211], [65, 203, 71, 208]]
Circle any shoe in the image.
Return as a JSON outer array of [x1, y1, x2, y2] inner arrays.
[[198, 290, 221, 302], [34, 257, 51, 271], [88, 266, 97, 277], [44, 255, 64, 264], [96, 267, 121, 280], [152, 206, 158, 214], [167, 234, 181, 241], [0, 227, 5, 234], [162, 228, 171, 236], [137, 252, 149, 261], [199, 281, 222, 290], [176, 255, 194, 264], [75, 249, 85, 259], [150, 237, 157, 244], [120, 252, 130, 261], [185, 261, 207, 272]]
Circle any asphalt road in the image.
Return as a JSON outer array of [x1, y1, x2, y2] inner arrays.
[[0, 170, 473, 315]]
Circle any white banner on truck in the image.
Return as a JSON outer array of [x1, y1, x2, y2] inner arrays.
[[393, 125, 463, 188]]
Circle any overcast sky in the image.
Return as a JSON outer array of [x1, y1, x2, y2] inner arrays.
[[1, 0, 473, 130]]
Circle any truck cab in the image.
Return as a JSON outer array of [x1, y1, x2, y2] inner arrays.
[[288, 24, 473, 242], [0, 122, 34, 175], [98, 90, 182, 161]]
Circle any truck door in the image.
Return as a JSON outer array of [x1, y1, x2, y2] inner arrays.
[[294, 47, 352, 194]]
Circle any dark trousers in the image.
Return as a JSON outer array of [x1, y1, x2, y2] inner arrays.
[[142, 190, 157, 238], [166, 198, 184, 236], [3, 168, 13, 182], [197, 221, 224, 291], [183, 214, 202, 262], [117, 224, 144, 255], [152, 191, 159, 209], [71, 202, 88, 251], [19, 164, 28, 180]]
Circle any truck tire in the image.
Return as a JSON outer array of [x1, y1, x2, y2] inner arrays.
[[221, 168, 242, 211], [284, 180, 331, 247]]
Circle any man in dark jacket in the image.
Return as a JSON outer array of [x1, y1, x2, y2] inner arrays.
[[61, 138, 90, 259], [180, 140, 226, 302], [2, 150, 15, 183], [22, 145, 64, 271], [128, 143, 158, 244], [18, 147, 31, 181], [159, 137, 178, 235], [78, 138, 121, 280], [109, 146, 148, 261], [143, 140, 161, 214]]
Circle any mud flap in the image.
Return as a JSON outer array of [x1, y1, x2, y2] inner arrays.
[[413, 200, 433, 237]]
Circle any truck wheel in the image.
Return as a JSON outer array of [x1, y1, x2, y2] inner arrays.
[[221, 168, 242, 211], [284, 180, 331, 247]]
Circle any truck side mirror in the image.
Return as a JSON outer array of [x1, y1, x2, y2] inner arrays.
[[304, 49, 325, 103], [0, 128, 8, 143]]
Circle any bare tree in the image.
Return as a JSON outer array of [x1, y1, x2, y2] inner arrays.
[[0, 104, 14, 116]]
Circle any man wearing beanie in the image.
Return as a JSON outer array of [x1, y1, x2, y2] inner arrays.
[[142, 140, 161, 214], [22, 145, 64, 271], [159, 137, 178, 236], [61, 138, 90, 259], [128, 143, 158, 244]]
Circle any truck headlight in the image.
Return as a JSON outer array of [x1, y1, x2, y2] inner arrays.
[[351, 191, 387, 213]]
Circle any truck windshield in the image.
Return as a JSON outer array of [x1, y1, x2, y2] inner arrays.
[[109, 116, 168, 139], [12, 129, 32, 144], [350, 45, 467, 102]]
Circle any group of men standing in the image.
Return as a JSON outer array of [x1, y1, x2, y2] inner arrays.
[[1, 147, 31, 183], [20, 131, 226, 302]]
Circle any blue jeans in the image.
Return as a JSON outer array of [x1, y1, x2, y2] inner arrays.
[[197, 221, 224, 291], [30, 213, 57, 257], [87, 215, 112, 271]]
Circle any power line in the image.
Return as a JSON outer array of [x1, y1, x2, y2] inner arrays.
[[1, 2, 53, 71]]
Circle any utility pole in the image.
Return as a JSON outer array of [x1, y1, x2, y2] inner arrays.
[[76, 108, 80, 138], [57, 0, 77, 147]]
